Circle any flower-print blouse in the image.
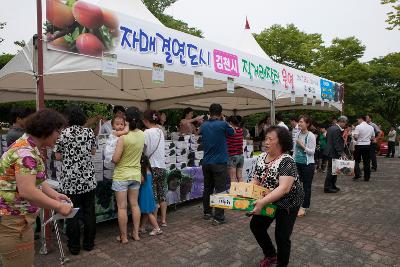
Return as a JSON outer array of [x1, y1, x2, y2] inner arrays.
[[253, 152, 304, 209], [0, 134, 46, 216]]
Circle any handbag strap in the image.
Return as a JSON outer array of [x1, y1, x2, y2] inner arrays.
[[148, 129, 162, 159]]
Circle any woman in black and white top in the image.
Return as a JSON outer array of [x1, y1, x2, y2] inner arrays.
[[250, 126, 304, 267], [54, 106, 98, 255], [142, 110, 168, 227]]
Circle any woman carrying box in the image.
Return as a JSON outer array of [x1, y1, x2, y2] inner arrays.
[[250, 126, 304, 267]]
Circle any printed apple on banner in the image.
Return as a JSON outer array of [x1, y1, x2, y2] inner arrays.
[[46, 0, 119, 57]]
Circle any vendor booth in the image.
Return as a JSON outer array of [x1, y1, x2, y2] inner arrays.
[[0, 0, 344, 223]]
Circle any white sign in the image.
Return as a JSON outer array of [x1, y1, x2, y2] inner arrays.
[[152, 63, 165, 84], [227, 77, 235, 94], [102, 53, 118, 77], [194, 71, 204, 89], [303, 94, 308, 106], [291, 91, 296, 103]]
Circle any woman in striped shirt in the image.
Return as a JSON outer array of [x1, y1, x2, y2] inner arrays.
[[226, 116, 244, 182]]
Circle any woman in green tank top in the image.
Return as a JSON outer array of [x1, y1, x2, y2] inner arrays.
[[112, 108, 145, 243]]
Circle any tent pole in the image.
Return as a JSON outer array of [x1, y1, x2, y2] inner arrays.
[[270, 90, 276, 126], [36, 0, 45, 110], [146, 99, 151, 110]]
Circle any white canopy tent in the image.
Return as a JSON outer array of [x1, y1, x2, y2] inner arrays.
[[0, 0, 341, 116]]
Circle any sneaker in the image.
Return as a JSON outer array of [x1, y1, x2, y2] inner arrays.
[[259, 256, 277, 267], [149, 228, 163, 236], [211, 218, 226, 226], [203, 213, 212, 220]]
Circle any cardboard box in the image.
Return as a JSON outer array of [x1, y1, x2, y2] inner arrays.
[[175, 148, 188, 156], [165, 141, 176, 150], [174, 141, 189, 149], [176, 154, 188, 163], [165, 155, 177, 164], [229, 182, 270, 199], [210, 194, 276, 218]]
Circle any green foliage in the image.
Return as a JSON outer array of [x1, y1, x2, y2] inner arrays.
[[254, 24, 323, 70], [318, 37, 365, 67], [381, 0, 400, 30], [0, 53, 14, 69]]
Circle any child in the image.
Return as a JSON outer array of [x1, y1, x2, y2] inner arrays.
[[139, 155, 163, 236], [104, 115, 128, 163]]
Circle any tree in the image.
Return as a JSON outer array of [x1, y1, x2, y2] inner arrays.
[[0, 53, 14, 69], [369, 52, 400, 124], [381, 0, 400, 30], [142, 0, 203, 37], [254, 24, 324, 70], [318, 37, 365, 68]]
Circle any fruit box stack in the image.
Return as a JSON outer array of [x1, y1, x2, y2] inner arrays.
[[210, 182, 276, 217]]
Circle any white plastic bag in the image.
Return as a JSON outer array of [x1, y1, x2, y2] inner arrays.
[[104, 134, 118, 164], [332, 158, 355, 176]]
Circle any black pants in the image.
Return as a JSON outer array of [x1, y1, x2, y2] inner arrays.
[[354, 145, 371, 180], [250, 206, 300, 266], [202, 164, 228, 221], [296, 163, 315, 209], [387, 141, 395, 157], [324, 158, 338, 190], [370, 143, 377, 170], [66, 189, 96, 252]]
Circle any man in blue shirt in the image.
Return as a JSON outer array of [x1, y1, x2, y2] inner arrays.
[[200, 103, 235, 225]]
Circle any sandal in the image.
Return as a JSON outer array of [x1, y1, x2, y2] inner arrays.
[[297, 208, 307, 218], [131, 234, 140, 241], [116, 235, 128, 244], [149, 228, 163, 236]]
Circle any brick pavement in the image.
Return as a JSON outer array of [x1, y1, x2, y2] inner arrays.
[[35, 157, 400, 266]]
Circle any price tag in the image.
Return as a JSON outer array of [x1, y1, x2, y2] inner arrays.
[[290, 91, 295, 103], [152, 63, 164, 84], [102, 53, 118, 77], [194, 71, 203, 89], [303, 94, 308, 106], [312, 96, 316, 106], [227, 77, 235, 94]]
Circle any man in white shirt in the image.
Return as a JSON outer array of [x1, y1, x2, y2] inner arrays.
[[276, 114, 289, 131], [386, 126, 397, 158], [290, 116, 300, 144], [353, 115, 375, 181]]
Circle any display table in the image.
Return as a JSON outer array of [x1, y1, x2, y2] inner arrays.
[[93, 157, 258, 223]]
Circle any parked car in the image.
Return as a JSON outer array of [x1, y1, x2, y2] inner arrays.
[[379, 142, 388, 156]]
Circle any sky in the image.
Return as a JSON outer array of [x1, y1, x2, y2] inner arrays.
[[1, 0, 399, 62]]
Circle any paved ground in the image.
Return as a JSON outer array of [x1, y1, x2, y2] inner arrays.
[[35, 156, 400, 267]]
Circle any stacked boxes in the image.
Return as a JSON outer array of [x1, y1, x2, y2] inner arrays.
[[210, 193, 276, 217], [166, 134, 204, 169]]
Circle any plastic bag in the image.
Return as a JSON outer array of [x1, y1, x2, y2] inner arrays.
[[104, 134, 118, 164], [332, 158, 355, 176]]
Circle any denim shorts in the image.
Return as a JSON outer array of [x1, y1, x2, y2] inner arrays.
[[227, 155, 244, 168], [111, 180, 141, 191]]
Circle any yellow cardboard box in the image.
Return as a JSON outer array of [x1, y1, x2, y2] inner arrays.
[[230, 182, 270, 199], [210, 194, 276, 217]]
